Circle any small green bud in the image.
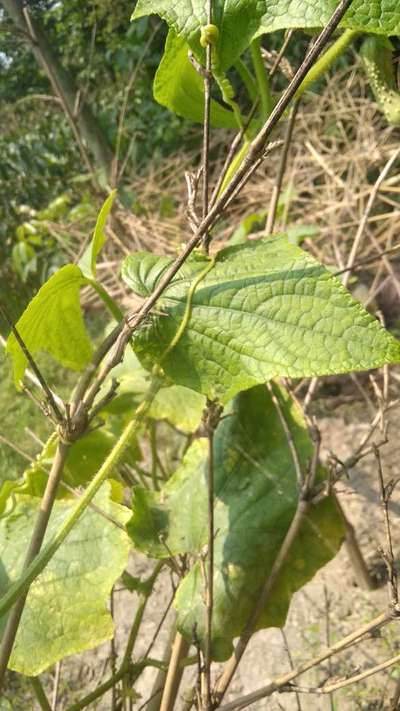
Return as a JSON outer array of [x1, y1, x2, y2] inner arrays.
[[200, 24, 219, 48]]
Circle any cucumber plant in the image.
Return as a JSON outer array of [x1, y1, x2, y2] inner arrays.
[[1, 1, 400, 709]]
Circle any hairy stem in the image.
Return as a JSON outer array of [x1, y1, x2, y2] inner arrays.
[[0, 440, 69, 689], [250, 37, 272, 121]]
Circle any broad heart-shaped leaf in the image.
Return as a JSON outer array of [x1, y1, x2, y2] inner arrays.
[[0, 484, 130, 675], [132, 1, 400, 72], [127, 384, 345, 660], [79, 190, 117, 279], [154, 30, 237, 128], [6, 264, 92, 387], [122, 237, 400, 404]]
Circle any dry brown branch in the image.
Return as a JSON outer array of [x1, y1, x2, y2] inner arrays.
[[217, 611, 395, 711]]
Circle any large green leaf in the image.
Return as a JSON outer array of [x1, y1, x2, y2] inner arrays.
[[154, 30, 237, 127], [132, 1, 400, 71], [127, 384, 344, 660], [0, 484, 130, 675], [122, 237, 400, 403], [6, 264, 92, 387]]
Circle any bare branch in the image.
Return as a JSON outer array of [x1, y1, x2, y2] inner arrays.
[[217, 611, 394, 711]]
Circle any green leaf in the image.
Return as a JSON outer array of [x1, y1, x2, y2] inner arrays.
[[154, 30, 237, 128], [258, 1, 400, 37], [6, 265, 92, 387], [361, 36, 400, 126], [132, 1, 400, 72], [132, 0, 265, 70], [229, 211, 267, 244], [99, 346, 205, 432], [0, 424, 141, 517], [127, 383, 344, 659], [79, 190, 117, 279], [0, 484, 130, 675], [121, 251, 174, 298], [122, 237, 400, 403], [26, 429, 139, 494], [150, 385, 205, 433]]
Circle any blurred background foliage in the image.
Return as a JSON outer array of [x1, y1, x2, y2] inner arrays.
[[0, 0, 192, 324]]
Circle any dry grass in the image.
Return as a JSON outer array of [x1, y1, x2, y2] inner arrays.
[[101, 59, 400, 320]]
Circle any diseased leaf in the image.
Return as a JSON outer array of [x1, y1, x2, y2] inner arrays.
[[79, 190, 117, 279], [123, 237, 400, 403], [154, 30, 237, 127], [127, 384, 344, 660], [6, 265, 92, 387], [0, 484, 130, 675], [132, 0, 400, 72]]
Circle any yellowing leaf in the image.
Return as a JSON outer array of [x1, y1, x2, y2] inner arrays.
[[7, 265, 92, 387]]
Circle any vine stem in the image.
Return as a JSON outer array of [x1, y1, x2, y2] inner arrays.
[[202, 0, 213, 251], [265, 99, 299, 235], [30, 676, 52, 711], [159, 632, 191, 711], [294, 28, 358, 99], [250, 37, 271, 121], [0, 440, 70, 689], [0, 380, 161, 621]]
